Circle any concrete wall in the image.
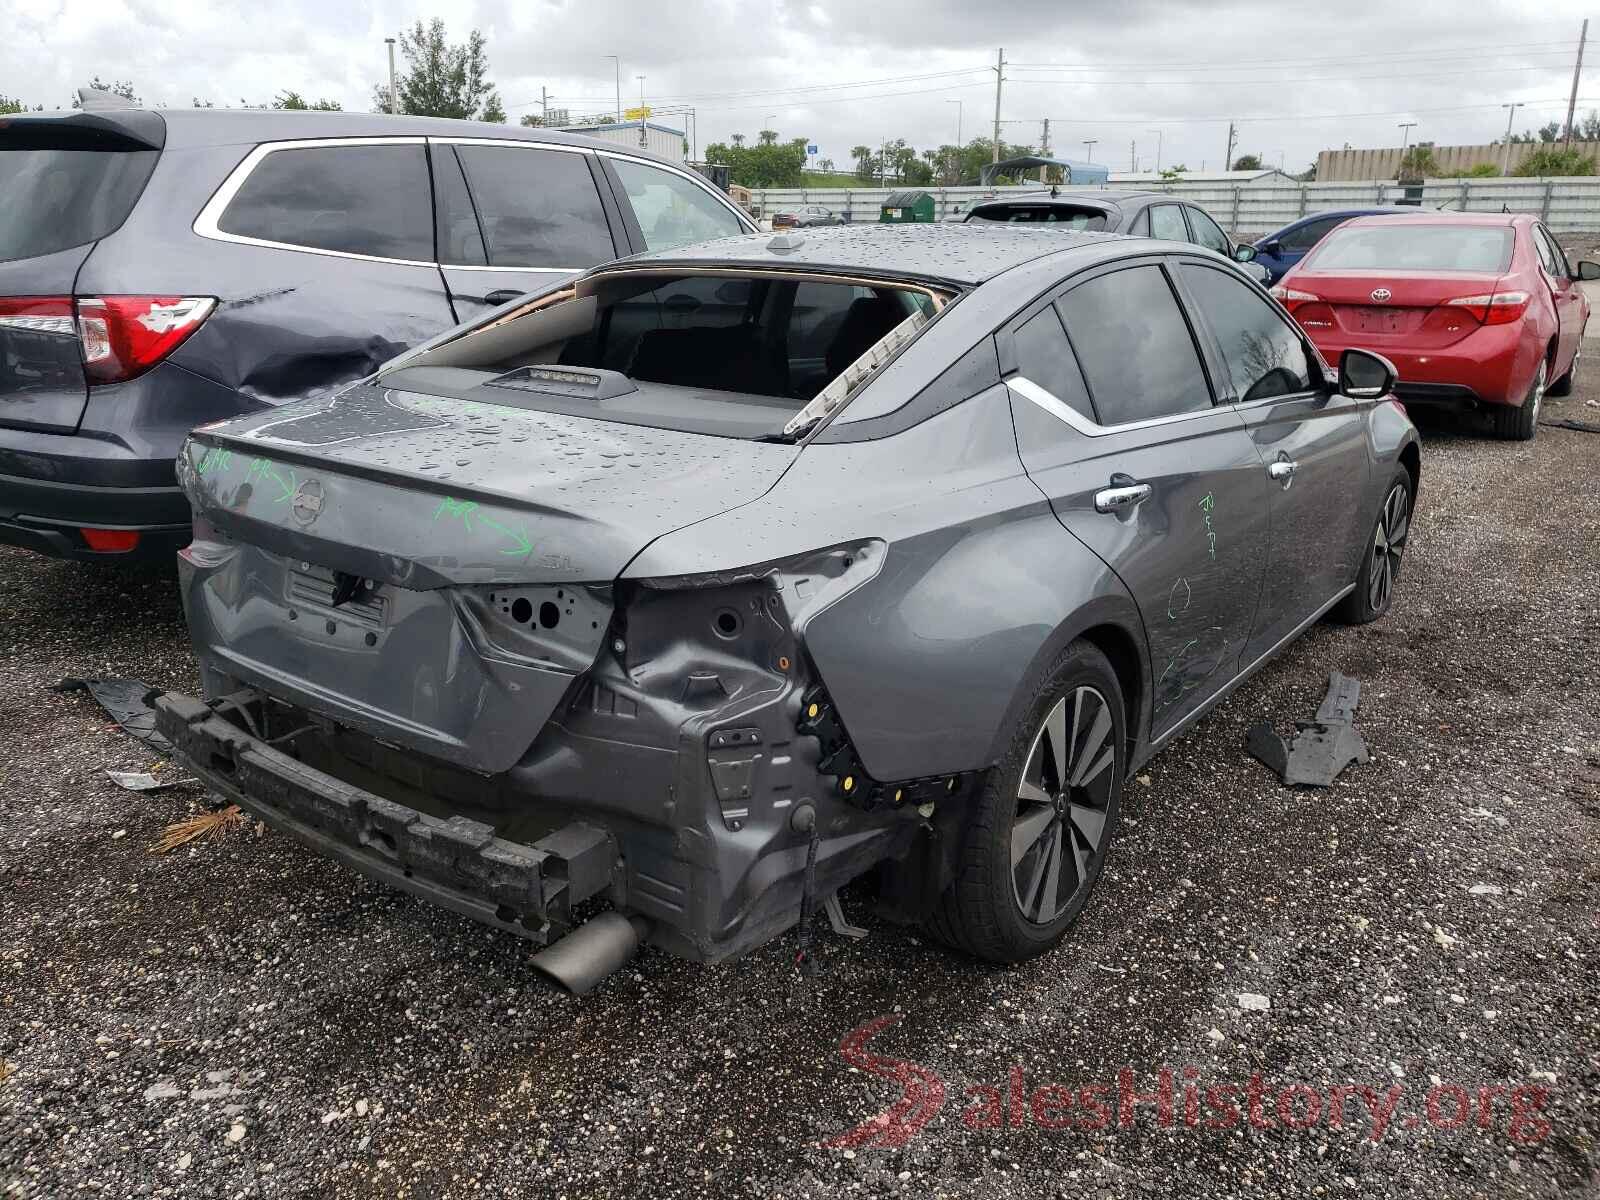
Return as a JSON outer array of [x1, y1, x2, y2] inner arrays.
[[1317, 142, 1600, 182]]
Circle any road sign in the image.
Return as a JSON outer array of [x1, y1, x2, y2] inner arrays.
[[805, 143, 819, 157], [624, 105, 651, 120]]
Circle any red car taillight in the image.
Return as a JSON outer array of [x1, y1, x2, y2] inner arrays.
[[1442, 291, 1529, 326], [77, 296, 216, 383], [0, 295, 215, 384], [1269, 285, 1319, 314]]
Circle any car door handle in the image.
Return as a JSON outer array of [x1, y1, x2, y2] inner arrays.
[[1268, 459, 1299, 482], [1093, 481, 1153, 513], [483, 289, 523, 306]]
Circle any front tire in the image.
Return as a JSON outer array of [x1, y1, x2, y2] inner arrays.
[[1493, 359, 1545, 441], [1333, 469, 1412, 625], [927, 640, 1125, 964]]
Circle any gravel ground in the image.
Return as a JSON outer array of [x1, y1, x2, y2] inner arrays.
[[2, 371, 1598, 1200]]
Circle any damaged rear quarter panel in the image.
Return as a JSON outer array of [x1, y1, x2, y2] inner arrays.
[[624, 386, 1142, 782]]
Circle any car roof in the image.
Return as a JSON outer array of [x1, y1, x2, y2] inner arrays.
[[592, 223, 1133, 288], [972, 189, 1160, 208], [8, 105, 653, 158]]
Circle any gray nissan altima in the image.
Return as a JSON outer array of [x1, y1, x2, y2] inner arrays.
[[156, 223, 1418, 992]]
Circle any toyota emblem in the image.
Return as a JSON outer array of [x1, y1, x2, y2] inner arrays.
[[290, 478, 325, 526], [1370, 287, 1392, 302]]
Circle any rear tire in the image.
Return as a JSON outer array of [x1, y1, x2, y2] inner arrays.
[[1493, 360, 1545, 441], [927, 640, 1125, 964], [1333, 469, 1412, 625]]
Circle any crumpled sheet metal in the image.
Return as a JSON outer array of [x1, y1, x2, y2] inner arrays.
[[1246, 671, 1370, 787]]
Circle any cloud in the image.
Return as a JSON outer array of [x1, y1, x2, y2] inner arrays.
[[2, 0, 1593, 173]]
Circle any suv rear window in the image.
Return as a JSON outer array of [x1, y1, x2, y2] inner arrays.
[[1308, 224, 1514, 273], [0, 147, 157, 261], [217, 144, 433, 262]]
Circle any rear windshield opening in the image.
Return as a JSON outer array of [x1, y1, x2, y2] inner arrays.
[[0, 145, 158, 262], [969, 204, 1109, 231], [387, 271, 945, 439], [1307, 224, 1514, 273]]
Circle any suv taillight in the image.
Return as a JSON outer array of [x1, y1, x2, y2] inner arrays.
[[76, 296, 216, 384], [0, 295, 215, 384]]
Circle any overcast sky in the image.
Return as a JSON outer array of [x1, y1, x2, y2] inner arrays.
[[5, 0, 1598, 173]]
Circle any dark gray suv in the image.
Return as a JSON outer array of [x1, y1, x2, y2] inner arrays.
[[0, 103, 754, 561]]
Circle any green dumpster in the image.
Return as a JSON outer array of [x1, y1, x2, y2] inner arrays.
[[879, 190, 935, 223]]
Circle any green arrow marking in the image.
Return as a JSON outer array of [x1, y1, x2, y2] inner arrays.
[[479, 515, 533, 559], [433, 496, 532, 558]]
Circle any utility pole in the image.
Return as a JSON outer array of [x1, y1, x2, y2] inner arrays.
[[991, 48, 1005, 163], [1224, 121, 1237, 172], [385, 37, 398, 115], [1040, 117, 1050, 182], [1564, 19, 1589, 148], [541, 86, 548, 124], [1397, 121, 1416, 177], [1501, 102, 1523, 174], [638, 75, 647, 148], [1148, 128, 1162, 173], [1082, 138, 1097, 162], [605, 55, 621, 121], [1129, 139, 1136, 172]]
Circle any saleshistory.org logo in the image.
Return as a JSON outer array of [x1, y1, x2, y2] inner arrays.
[[823, 1016, 1553, 1149]]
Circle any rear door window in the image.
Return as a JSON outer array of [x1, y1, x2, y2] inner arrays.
[[1149, 204, 1188, 241], [1056, 264, 1212, 425], [1280, 215, 1342, 251], [609, 158, 748, 250], [0, 145, 157, 261], [453, 145, 615, 268], [1010, 305, 1095, 420], [217, 143, 433, 261], [1181, 263, 1316, 402]]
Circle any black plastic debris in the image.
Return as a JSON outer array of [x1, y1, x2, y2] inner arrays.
[[1246, 671, 1369, 787], [1539, 418, 1600, 435], [53, 677, 172, 755]]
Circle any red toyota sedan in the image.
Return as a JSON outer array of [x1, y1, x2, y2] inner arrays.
[[1271, 213, 1596, 439]]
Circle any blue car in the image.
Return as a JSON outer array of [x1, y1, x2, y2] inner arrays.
[[1252, 207, 1431, 283]]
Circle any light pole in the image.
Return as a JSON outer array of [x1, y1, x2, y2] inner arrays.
[[945, 99, 963, 148], [604, 55, 621, 122], [637, 75, 647, 148], [1147, 128, 1162, 173], [1082, 138, 1097, 163], [1501, 102, 1524, 174], [1397, 122, 1417, 178], [384, 37, 398, 116], [764, 114, 776, 141]]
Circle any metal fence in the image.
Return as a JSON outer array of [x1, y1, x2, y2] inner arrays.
[[748, 177, 1600, 237]]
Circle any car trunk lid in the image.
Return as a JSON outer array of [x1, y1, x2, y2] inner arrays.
[[178, 380, 801, 771], [1285, 270, 1511, 348], [0, 111, 164, 432]]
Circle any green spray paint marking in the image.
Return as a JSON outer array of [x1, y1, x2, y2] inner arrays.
[[195, 447, 234, 476], [433, 496, 533, 559], [1198, 492, 1217, 559], [240, 456, 298, 503]]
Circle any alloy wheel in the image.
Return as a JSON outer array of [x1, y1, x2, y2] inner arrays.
[[1368, 481, 1411, 613], [1010, 686, 1118, 925], [1530, 360, 1547, 423]]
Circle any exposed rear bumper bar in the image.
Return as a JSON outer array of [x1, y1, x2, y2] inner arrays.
[[154, 690, 618, 943]]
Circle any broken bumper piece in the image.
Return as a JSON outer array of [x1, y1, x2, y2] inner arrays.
[[153, 690, 617, 943]]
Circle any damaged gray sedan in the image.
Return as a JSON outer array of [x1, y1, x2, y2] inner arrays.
[[156, 224, 1419, 991]]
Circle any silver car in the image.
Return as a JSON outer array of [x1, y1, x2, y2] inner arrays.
[[156, 224, 1417, 991]]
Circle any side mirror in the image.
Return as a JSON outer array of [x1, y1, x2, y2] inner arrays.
[[1579, 260, 1600, 281], [1263, 240, 1284, 257], [1232, 244, 1258, 263], [1339, 349, 1397, 400]]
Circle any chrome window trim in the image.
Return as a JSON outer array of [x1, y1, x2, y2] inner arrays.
[[439, 264, 583, 274], [193, 136, 439, 267], [1007, 374, 1218, 437], [594, 148, 760, 233]]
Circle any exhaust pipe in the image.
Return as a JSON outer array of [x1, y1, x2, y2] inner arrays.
[[530, 911, 652, 996]]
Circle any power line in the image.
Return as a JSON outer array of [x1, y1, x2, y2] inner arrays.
[[1007, 37, 1581, 70], [1008, 64, 1585, 88]]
